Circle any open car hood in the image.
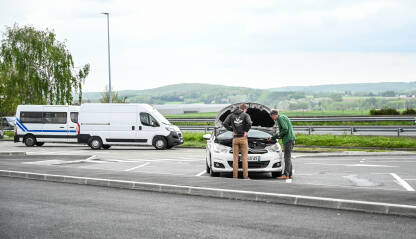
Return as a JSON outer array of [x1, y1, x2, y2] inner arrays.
[[215, 103, 276, 134]]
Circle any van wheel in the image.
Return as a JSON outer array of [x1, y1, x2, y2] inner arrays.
[[166, 145, 173, 149], [153, 137, 167, 150], [24, 135, 37, 147], [89, 137, 102, 150], [102, 145, 111, 149], [35, 142, 45, 146]]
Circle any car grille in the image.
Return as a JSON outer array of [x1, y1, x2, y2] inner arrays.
[[227, 161, 270, 169], [229, 149, 268, 154]]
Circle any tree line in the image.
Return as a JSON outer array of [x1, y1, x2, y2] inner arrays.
[[0, 24, 90, 116]]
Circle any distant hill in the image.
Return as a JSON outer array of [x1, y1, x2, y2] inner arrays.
[[79, 83, 303, 108], [270, 82, 416, 93]]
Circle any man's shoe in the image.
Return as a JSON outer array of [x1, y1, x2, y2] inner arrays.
[[289, 176, 293, 179], [277, 175, 288, 180]]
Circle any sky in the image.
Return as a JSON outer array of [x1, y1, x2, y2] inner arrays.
[[0, 0, 415, 92]]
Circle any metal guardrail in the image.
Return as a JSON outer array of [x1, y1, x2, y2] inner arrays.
[[170, 116, 416, 123], [178, 125, 416, 136]]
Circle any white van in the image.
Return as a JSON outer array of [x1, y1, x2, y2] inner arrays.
[[77, 103, 184, 150], [14, 105, 80, 146]]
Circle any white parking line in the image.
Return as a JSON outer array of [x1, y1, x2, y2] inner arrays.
[[305, 162, 398, 168], [390, 173, 415, 192], [124, 162, 150, 172], [195, 171, 206, 176]]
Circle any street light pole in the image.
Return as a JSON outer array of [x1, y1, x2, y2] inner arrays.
[[101, 12, 112, 103]]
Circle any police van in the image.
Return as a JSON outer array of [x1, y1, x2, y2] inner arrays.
[[14, 105, 80, 146], [78, 103, 184, 150]]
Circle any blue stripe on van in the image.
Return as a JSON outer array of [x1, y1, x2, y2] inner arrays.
[[15, 118, 28, 131], [15, 121, 26, 132], [15, 118, 76, 133]]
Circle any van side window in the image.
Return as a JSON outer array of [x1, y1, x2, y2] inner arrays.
[[140, 113, 159, 127], [20, 112, 43, 123], [43, 112, 67, 124], [70, 112, 78, 123]]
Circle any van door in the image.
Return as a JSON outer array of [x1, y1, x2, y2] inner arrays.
[[106, 108, 138, 145], [68, 112, 79, 143], [138, 112, 159, 145], [42, 111, 68, 142]]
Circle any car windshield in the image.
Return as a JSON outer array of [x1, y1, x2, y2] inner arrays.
[[151, 109, 170, 125], [216, 129, 272, 140]]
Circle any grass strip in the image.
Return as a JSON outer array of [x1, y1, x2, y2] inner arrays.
[[182, 132, 416, 149]]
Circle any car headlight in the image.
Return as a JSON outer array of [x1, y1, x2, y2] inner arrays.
[[213, 143, 231, 154], [266, 143, 281, 152]]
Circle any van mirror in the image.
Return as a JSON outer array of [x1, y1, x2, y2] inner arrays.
[[203, 134, 211, 140], [152, 122, 159, 127]]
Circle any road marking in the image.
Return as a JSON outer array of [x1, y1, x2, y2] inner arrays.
[[124, 162, 150, 172], [304, 163, 398, 168], [195, 171, 206, 176], [390, 173, 415, 192]]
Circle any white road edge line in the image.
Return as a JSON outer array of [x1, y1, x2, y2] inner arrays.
[[390, 173, 415, 192], [195, 171, 206, 176], [124, 162, 150, 172]]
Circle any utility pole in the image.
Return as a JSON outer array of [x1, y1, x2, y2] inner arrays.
[[101, 12, 112, 103]]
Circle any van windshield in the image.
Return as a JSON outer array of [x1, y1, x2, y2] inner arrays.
[[151, 110, 170, 125]]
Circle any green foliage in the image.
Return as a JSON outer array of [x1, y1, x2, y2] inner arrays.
[[99, 85, 127, 103], [402, 108, 416, 115], [0, 24, 89, 115], [370, 108, 400, 115]]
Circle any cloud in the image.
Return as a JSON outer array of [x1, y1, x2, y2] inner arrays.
[[0, 0, 415, 91]]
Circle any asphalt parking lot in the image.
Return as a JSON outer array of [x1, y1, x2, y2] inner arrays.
[[1, 141, 415, 192]]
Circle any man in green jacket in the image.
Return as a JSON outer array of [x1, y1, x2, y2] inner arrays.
[[268, 110, 296, 179]]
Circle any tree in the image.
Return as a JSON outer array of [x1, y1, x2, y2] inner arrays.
[[99, 85, 127, 103], [0, 24, 89, 115]]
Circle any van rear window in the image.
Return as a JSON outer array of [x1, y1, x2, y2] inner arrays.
[[20, 112, 43, 123]]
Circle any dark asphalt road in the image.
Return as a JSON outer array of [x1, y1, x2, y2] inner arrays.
[[1, 178, 415, 239]]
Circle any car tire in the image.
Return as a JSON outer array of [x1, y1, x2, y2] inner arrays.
[[206, 162, 211, 174], [153, 137, 167, 150], [35, 142, 45, 146], [272, 171, 283, 178], [24, 135, 37, 147], [88, 137, 102, 150], [102, 144, 111, 149]]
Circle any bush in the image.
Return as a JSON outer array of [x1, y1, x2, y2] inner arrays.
[[369, 108, 400, 115], [402, 108, 416, 115]]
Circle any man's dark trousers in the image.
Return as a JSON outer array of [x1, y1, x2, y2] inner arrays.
[[283, 140, 295, 176]]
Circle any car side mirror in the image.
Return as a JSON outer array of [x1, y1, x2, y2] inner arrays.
[[203, 134, 211, 140]]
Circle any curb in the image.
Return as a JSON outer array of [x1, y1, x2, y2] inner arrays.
[[1, 169, 415, 218], [0, 152, 26, 156]]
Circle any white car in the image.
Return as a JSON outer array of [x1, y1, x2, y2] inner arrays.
[[204, 103, 283, 177]]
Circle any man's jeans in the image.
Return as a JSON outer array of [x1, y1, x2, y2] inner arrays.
[[232, 137, 249, 179], [283, 140, 295, 177]]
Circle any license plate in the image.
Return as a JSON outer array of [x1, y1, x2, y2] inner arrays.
[[239, 155, 261, 162]]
